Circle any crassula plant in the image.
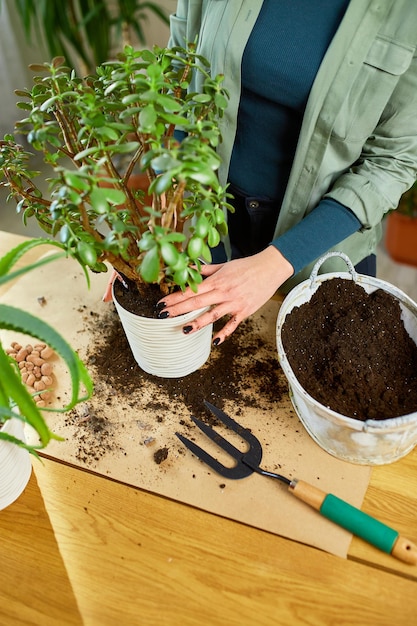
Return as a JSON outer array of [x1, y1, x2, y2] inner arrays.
[[0, 44, 231, 299]]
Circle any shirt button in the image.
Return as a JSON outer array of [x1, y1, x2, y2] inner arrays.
[[248, 200, 259, 209]]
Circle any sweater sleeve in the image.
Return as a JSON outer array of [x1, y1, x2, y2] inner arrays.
[[271, 199, 361, 274]]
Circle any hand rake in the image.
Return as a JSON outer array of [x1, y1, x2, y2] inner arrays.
[[176, 401, 417, 565]]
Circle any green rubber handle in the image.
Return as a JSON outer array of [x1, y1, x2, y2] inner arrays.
[[289, 479, 417, 562], [320, 493, 398, 553]]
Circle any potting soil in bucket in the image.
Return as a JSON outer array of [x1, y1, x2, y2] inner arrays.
[[276, 252, 417, 465]]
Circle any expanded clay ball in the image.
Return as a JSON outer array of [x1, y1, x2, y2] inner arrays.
[[6, 341, 56, 407]]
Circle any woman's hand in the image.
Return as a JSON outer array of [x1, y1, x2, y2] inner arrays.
[[157, 245, 294, 345]]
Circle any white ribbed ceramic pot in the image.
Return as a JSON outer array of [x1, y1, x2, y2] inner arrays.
[[113, 285, 212, 378], [0, 418, 32, 510]]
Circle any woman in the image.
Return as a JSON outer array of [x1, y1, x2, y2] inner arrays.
[[157, 0, 417, 345]]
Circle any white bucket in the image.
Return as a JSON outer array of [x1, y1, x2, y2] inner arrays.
[[0, 417, 32, 510], [276, 252, 417, 465], [113, 285, 212, 378]]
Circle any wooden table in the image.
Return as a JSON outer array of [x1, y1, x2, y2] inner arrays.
[[1, 231, 417, 625]]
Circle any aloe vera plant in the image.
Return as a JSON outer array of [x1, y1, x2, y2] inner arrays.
[[0, 239, 93, 455], [0, 43, 231, 298]]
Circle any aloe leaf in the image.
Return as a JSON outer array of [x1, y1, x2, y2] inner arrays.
[[0, 429, 44, 455], [0, 239, 91, 290], [0, 239, 66, 283]]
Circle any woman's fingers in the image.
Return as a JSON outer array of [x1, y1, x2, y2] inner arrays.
[[157, 264, 225, 316], [158, 246, 294, 342], [102, 269, 125, 302], [182, 302, 234, 335]]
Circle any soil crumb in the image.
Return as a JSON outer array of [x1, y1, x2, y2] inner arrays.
[[154, 447, 169, 464]]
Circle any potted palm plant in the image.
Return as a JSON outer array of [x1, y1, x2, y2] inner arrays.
[[0, 43, 231, 377], [0, 238, 92, 509], [385, 181, 417, 267], [2, 0, 169, 75]]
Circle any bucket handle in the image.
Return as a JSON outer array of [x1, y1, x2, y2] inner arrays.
[[309, 251, 358, 287]]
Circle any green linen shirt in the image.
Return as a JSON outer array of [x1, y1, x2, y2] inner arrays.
[[169, 0, 417, 287]]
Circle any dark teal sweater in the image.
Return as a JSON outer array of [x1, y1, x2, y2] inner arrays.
[[229, 0, 360, 273]]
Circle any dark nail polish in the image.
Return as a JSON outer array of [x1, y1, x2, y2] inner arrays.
[[213, 337, 221, 346], [156, 301, 166, 311], [158, 310, 170, 319], [183, 325, 193, 334]]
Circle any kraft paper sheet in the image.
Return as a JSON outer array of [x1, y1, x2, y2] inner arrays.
[[0, 255, 372, 558]]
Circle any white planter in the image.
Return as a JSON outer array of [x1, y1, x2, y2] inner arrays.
[[276, 252, 417, 465], [113, 286, 212, 378], [0, 417, 32, 510]]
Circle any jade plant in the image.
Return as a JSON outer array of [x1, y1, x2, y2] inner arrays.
[[0, 239, 92, 455], [0, 43, 231, 299]]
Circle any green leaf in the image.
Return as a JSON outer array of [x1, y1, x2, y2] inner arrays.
[[193, 94, 212, 103], [77, 241, 97, 266], [194, 215, 210, 238], [59, 224, 71, 244], [73, 146, 102, 161], [153, 172, 174, 195], [0, 240, 66, 286], [140, 246, 160, 283], [188, 266, 204, 286], [150, 154, 180, 172], [214, 93, 229, 109], [189, 169, 219, 186], [187, 236, 204, 260], [173, 267, 188, 288], [171, 254, 187, 271], [139, 105, 157, 131], [146, 63, 163, 79], [160, 113, 188, 126], [137, 233, 156, 252], [207, 227, 221, 248], [96, 126, 119, 141], [64, 172, 90, 192], [201, 243, 212, 263], [121, 93, 143, 105], [214, 208, 225, 225], [164, 232, 186, 244], [90, 186, 125, 213], [39, 95, 60, 111], [74, 141, 139, 161], [114, 141, 141, 153], [156, 95, 183, 112], [90, 187, 109, 214], [108, 189, 126, 205], [160, 241, 180, 267]]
